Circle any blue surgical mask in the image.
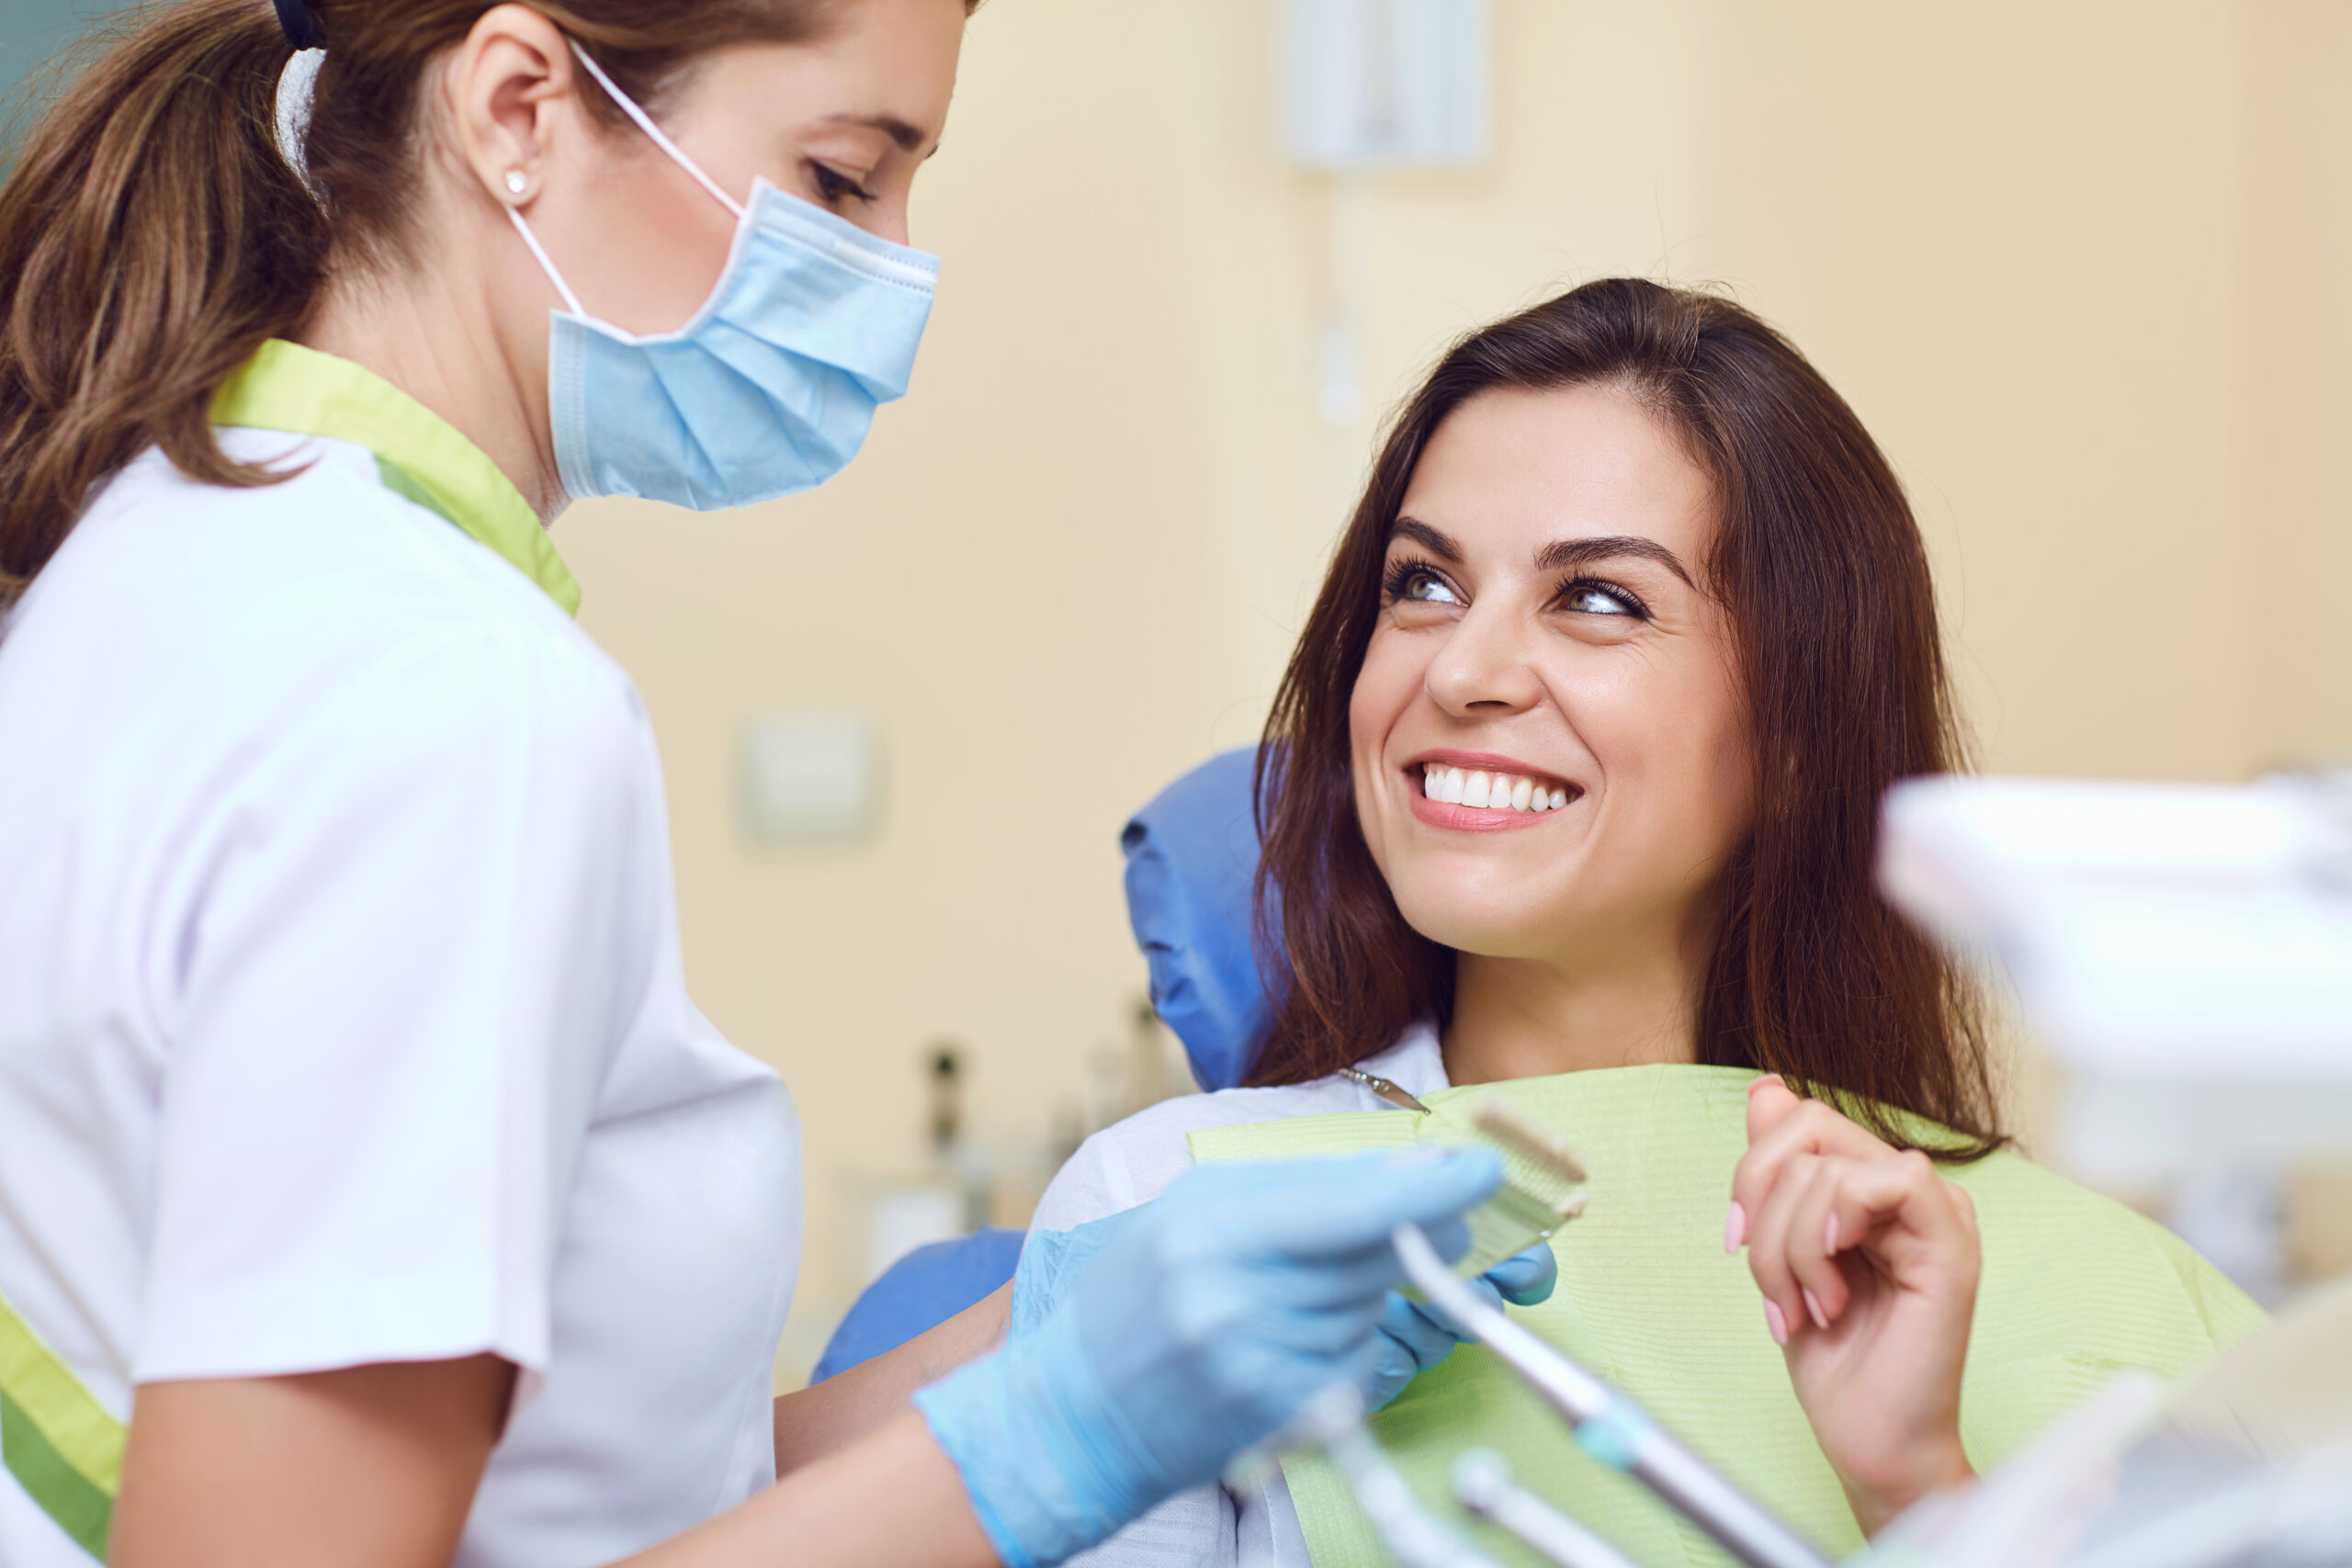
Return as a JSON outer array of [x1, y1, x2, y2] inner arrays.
[[507, 45, 940, 511]]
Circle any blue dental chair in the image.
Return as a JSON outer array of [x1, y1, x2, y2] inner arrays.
[[811, 747, 1274, 1382]]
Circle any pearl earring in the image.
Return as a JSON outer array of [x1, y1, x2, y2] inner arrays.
[[503, 168, 529, 199]]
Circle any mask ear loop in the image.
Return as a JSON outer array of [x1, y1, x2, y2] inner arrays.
[[506, 205, 587, 317], [505, 39, 748, 321], [565, 41, 748, 221]]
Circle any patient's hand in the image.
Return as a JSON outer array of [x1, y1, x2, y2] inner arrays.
[[1727, 1076, 1980, 1538]]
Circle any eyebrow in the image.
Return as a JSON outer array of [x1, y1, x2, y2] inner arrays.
[[1391, 516, 1697, 589], [1391, 517, 1463, 562], [825, 112, 933, 154], [1537, 535, 1697, 589]]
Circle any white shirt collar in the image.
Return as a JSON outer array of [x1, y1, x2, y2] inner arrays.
[[1352, 1021, 1449, 1099]]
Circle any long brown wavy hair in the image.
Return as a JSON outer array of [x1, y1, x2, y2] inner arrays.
[[0, 0, 894, 608], [1248, 277, 2000, 1156]]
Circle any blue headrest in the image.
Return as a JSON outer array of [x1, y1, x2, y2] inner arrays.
[[810, 1225, 1027, 1383], [1120, 747, 1284, 1090]]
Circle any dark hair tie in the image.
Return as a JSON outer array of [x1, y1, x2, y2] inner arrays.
[[274, 0, 326, 50]]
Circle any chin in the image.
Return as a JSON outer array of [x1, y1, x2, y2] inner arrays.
[[1386, 881, 1571, 962]]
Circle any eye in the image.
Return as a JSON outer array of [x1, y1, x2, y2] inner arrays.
[[809, 162, 878, 207], [1383, 559, 1464, 606], [1556, 579, 1648, 618]]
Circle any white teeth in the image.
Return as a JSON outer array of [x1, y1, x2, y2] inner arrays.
[[1419, 766, 1571, 813]]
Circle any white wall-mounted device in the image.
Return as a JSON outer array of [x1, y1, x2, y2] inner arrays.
[[1282, 0, 1491, 172], [737, 706, 881, 846]]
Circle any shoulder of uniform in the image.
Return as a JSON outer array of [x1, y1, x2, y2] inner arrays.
[[98, 436, 614, 674]]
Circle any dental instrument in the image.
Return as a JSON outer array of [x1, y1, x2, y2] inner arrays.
[[1392, 1222, 1835, 1568], [1289, 1386, 1509, 1568], [1340, 1066, 1433, 1112], [1453, 1450, 1642, 1568], [1424, 1097, 1590, 1282]]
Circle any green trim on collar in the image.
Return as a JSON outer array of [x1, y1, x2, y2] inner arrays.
[[212, 339, 581, 616]]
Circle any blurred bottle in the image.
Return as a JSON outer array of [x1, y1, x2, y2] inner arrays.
[[928, 1043, 994, 1232], [854, 1039, 995, 1285]]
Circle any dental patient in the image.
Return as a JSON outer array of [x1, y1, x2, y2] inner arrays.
[[1034, 278, 2263, 1567]]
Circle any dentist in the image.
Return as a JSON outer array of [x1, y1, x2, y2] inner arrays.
[[0, 3, 1522, 1566]]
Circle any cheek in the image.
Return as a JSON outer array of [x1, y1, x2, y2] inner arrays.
[[567, 161, 738, 336], [1348, 630, 1427, 756], [1682, 652, 1756, 842], [1347, 631, 1422, 848], [1611, 660, 1753, 854], [1547, 644, 1753, 873]]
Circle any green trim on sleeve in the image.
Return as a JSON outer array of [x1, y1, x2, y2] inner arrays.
[[212, 339, 582, 616], [0, 1293, 121, 1560]]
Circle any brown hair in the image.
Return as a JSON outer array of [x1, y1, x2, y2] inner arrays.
[[1249, 277, 2000, 1156], [0, 0, 851, 607]]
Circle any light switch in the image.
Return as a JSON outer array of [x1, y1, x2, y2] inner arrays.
[[737, 707, 880, 845]]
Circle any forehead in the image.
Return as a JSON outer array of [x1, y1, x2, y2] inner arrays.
[[1395, 384, 1715, 560], [704, 0, 963, 130]]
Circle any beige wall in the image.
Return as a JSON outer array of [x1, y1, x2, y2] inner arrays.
[[553, 2, 2352, 1376], [2251, 1, 2352, 768]]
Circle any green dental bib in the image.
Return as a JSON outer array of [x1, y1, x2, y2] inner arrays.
[[1187, 1065, 2265, 1568]]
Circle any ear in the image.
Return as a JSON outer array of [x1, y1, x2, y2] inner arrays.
[[444, 2, 586, 211]]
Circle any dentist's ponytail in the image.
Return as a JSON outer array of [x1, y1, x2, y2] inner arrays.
[[0, 0, 853, 610], [0, 0, 322, 607]]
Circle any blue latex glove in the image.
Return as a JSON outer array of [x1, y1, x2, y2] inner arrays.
[[1004, 1218, 1119, 1340], [1014, 1218, 1557, 1410], [1364, 1242, 1558, 1409], [914, 1150, 1501, 1567]]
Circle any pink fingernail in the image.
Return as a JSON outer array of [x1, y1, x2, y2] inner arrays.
[[1724, 1201, 1747, 1254], [1762, 1298, 1788, 1346], [1804, 1288, 1828, 1330], [1824, 1213, 1839, 1255]]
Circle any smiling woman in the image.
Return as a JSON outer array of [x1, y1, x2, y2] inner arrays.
[[1258, 278, 1988, 1144], [1031, 279, 2262, 1567]]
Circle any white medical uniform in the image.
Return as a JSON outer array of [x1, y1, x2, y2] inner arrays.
[[0, 342, 800, 1567]]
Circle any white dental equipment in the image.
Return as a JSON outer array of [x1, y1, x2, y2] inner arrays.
[[1276, 1385, 1508, 1568], [1393, 1223, 1835, 1568], [1856, 1271, 2352, 1568], [1876, 772, 2352, 1077], [1880, 772, 2352, 1303], [1453, 1450, 1641, 1568]]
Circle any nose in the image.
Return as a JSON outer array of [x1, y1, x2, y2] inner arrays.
[[1424, 602, 1544, 718]]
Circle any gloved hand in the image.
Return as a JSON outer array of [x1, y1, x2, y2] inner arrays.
[[1004, 1213, 1123, 1340], [1364, 1242, 1557, 1409], [914, 1150, 1501, 1567], [1011, 1208, 1555, 1413]]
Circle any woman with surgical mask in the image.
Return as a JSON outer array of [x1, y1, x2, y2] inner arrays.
[[0, 4, 1521, 1566]]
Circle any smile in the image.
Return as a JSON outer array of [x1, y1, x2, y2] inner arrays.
[[1419, 763, 1575, 814]]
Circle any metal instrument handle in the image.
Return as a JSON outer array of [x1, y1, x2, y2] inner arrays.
[[1393, 1224, 1834, 1568]]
